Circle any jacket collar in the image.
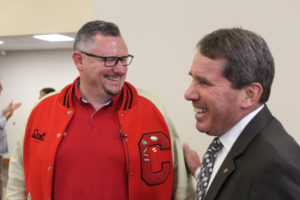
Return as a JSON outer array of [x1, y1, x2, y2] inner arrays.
[[59, 77, 137, 111], [205, 105, 274, 200]]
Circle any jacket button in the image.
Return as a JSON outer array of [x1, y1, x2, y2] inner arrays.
[[150, 136, 158, 141], [48, 166, 52, 171], [67, 110, 72, 114], [120, 113, 124, 117], [57, 133, 61, 138]]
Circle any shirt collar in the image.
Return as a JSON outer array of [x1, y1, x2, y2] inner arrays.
[[219, 104, 264, 151], [73, 78, 122, 108]]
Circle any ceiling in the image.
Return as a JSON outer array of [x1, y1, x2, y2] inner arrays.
[[0, 32, 76, 52]]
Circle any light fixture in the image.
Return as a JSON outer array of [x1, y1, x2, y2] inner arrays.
[[33, 34, 74, 42], [0, 41, 3, 45]]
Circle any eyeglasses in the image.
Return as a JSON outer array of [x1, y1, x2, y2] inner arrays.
[[79, 51, 134, 67]]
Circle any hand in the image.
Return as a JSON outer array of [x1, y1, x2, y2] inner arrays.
[[12, 102, 22, 110], [2, 101, 13, 114], [2, 101, 22, 121], [5, 109, 13, 120], [183, 143, 201, 176]]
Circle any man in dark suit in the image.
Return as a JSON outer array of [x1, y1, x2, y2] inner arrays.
[[183, 28, 300, 200]]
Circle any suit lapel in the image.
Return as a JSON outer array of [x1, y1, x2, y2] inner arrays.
[[204, 156, 236, 200], [204, 106, 273, 200]]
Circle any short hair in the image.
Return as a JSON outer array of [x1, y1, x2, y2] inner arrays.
[[40, 87, 55, 95], [73, 20, 121, 51], [197, 28, 275, 103]]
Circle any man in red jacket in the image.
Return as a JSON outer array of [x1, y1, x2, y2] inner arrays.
[[6, 20, 193, 200]]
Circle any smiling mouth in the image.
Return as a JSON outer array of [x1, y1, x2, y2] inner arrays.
[[194, 107, 208, 114], [106, 76, 120, 81]]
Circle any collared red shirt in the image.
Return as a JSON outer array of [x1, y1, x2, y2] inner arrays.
[[53, 80, 128, 200]]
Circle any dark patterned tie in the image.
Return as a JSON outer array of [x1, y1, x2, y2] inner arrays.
[[195, 137, 223, 200]]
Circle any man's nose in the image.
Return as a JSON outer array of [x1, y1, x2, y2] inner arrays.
[[113, 61, 127, 73], [184, 84, 199, 101]]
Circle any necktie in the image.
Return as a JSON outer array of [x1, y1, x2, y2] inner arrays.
[[195, 137, 223, 200]]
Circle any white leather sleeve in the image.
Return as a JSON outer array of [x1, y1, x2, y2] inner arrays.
[[138, 89, 194, 200], [5, 125, 26, 200]]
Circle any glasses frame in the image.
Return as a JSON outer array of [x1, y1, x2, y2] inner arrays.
[[79, 51, 134, 67]]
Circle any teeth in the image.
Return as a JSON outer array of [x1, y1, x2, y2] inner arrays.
[[107, 76, 120, 81], [194, 107, 207, 113]]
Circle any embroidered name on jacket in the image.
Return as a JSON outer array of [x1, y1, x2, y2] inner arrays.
[[139, 132, 171, 186], [31, 129, 46, 141]]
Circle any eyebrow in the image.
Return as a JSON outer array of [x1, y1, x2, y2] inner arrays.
[[188, 71, 214, 86]]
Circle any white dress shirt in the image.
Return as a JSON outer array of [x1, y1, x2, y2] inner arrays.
[[195, 104, 264, 191]]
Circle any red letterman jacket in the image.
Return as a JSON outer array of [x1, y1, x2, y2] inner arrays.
[[23, 81, 174, 200]]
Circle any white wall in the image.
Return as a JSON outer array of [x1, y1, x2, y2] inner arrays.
[[0, 0, 299, 159], [92, 0, 300, 156], [0, 0, 91, 36], [0, 49, 78, 156]]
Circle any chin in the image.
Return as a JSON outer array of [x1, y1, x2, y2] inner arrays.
[[105, 88, 121, 96], [104, 85, 122, 95], [196, 125, 205, 133], [196, 123, 212, 134]]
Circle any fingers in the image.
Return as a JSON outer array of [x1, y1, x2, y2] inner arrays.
[[12, 103, 22, 110], [183, 142, 201, 176], [183, 142, 190, 154]]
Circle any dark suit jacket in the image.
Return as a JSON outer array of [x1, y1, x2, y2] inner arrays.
[[205, 106, 300, 200]]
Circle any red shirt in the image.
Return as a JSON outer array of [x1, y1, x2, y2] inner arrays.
[[53, 82, 128, 200]]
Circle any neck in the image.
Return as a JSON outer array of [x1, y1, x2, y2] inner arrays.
[[79, 84, 113, 110], [88, 100, 111, 111]]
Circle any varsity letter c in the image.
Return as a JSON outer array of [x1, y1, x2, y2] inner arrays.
[[139, 132, 171, 186]]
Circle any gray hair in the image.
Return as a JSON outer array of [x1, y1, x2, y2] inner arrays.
[[73, 20, 121, 51], [197, 28, 275, 103]]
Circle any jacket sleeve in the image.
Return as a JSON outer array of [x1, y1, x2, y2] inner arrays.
[[5, 125, 26, 200], [137, 89, 195, 200], [250, 157, 300, 200], [0, 112, 6, 129], [163, 108, 195, 200]]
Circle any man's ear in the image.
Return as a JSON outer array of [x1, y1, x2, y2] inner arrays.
[[239, 82, 263, 109], [72, 51, 84, 72]]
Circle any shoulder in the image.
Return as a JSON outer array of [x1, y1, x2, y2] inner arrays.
[[259, 116, 299, 157], [35, 91, 60, 108], [137, 88, 165, 112]]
